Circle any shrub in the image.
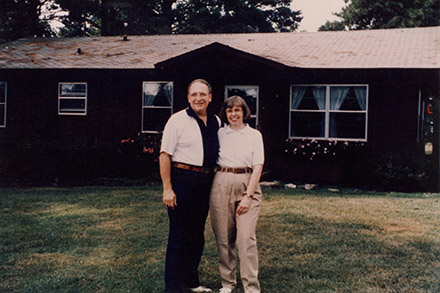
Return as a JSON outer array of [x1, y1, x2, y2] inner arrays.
[[282, 139, 436, 192], [0, 133, 163, 186], [117, 132, 162, 181], [360, 151, 436, 192]]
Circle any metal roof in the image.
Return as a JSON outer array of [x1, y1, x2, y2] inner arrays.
[[0, 26, 439, 69]]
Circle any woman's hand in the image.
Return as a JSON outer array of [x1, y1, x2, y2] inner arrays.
[[236, 195, 252, 215]]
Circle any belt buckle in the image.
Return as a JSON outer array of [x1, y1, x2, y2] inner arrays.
[[201, 167, 211, 174]]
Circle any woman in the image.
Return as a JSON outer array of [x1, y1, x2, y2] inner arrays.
[[210, 96, 264, 293]]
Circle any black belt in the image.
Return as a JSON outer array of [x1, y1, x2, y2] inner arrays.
[[172, 162, 215, 174]]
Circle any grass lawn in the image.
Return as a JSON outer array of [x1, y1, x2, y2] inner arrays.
[[1, 185, 439, 292]]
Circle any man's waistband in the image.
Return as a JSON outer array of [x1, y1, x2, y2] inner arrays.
[[172, 162, 215, 174]]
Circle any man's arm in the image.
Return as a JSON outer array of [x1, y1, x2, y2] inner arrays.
[[159, 152, 177, 209]]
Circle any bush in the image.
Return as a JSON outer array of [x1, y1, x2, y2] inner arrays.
[[282, 139, 436, 192], [0, 133, 163, 186], [359, 151, 436, 192], [117, 132, 162, 181]]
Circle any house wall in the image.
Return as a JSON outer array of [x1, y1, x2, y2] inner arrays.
[[0, 68, 165, 184], [155, 63, 435, 192], [273, 68, 439, 191], [0, 68, 167, 141], [0, 62, 438, 191]]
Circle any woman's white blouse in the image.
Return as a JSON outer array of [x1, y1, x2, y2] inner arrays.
[[217, 124, 264, 168]]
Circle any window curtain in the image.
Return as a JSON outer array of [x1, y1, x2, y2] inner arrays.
[[144, 83, 173, 107], [354, 87, 367, 110], [60, 83, 86, 97], [330, 87, 349, 137], [60, 84, 74, 96], [330, 86, 349, 110], [291, 86, 306, 109], [290, 86, 306, 137], [143, 84, 159, 106], [164, 83, 173, 106], [312, 87, 326, 137], [0, 82, 6, 103], [312, 87, 326, 110]]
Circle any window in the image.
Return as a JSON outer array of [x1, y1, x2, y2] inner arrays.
[[142, 81, 173, 133], [0, 82, 6, 127], [290, 85, 368, 141], [58, 82, 87, 115], [225, 85, 259, 128]]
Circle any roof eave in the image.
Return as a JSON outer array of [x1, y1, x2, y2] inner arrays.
[[154, 42, 290, 70]]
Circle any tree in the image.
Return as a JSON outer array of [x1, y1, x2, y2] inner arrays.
[[173, 0, 302, 34], [1, 0, 303, 40], [55, 0, 101, 37], [55, 0, 175, 36], [0, 0, 55, 41], [318, 20, 345, 32], [322, 0, 440, 31], [55, 0, 301, 36]]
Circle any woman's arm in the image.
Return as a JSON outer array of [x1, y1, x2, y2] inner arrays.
[[236, 163, 263, 216]]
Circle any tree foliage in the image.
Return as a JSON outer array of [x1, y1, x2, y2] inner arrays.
[[318, 20, 346, 32], [55, 0, 101, 37], [174, 0, 302, 34], [0, 0, 54, 41], [319, 0, 440, 31], [0, 0, 302, 40]]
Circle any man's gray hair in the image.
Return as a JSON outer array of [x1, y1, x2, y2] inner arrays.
[[188, 79, 212, 94]]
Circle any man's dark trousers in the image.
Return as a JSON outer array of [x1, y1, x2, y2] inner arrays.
[[165, 167, 214, 292]]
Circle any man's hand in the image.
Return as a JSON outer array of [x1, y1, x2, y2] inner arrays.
[[163, 189, 177, 210], [236, 195, 252, 216], [159, 152, 176, 210]]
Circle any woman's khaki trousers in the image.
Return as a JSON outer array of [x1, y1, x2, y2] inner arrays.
[[210, 171, 262, 293]]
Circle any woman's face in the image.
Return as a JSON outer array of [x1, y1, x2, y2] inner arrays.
[[225, 104, 244, 127]]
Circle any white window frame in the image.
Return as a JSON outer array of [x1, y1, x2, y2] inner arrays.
[[224, 85, 259, 129], [0, 82, 6, 128], [58, 82, 87, 115], [141, 81, 173, 133], [289, 84, 369, 141]]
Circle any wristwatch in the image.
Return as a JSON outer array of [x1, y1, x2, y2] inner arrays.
[[243, 192, 253, 199]]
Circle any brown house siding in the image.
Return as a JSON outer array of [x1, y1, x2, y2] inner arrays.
[[0, 63, 438, 191]]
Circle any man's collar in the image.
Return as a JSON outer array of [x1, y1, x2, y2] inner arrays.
[[186, 107, 197, 119], [186, 107, 214, 120]]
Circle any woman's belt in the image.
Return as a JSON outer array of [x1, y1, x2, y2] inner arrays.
[[218, 166, 252, 174], [172, 162, 215, 174]]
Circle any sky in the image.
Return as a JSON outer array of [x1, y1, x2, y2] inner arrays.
[[291, 0, 346, 32]]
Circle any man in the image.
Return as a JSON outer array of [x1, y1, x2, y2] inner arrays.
[[160, 79, 220, 293]]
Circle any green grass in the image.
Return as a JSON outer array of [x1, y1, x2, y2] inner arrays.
[[1, 186, 439, 292]]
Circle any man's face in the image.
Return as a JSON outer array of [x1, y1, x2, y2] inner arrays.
[[187, 81, 212, 115]]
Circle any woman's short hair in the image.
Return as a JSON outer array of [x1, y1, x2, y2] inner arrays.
[[220, 95, 251, 123], [187, 79, 212, 93]]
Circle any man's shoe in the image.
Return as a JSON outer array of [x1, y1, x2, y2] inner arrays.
[[219, 288, 232, 293], [189, 286, 213, 292]]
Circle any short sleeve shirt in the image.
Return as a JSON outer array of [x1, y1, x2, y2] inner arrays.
[[217, 124, 264, 168], [160, 108, 220, 167]]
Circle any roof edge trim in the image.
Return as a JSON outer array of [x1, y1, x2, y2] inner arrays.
[[154, 42, 291, 70]]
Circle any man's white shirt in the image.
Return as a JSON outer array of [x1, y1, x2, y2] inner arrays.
[[160, 109, 221, 166]]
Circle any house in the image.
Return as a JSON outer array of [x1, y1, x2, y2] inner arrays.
[[0, 26, 439, 191]]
